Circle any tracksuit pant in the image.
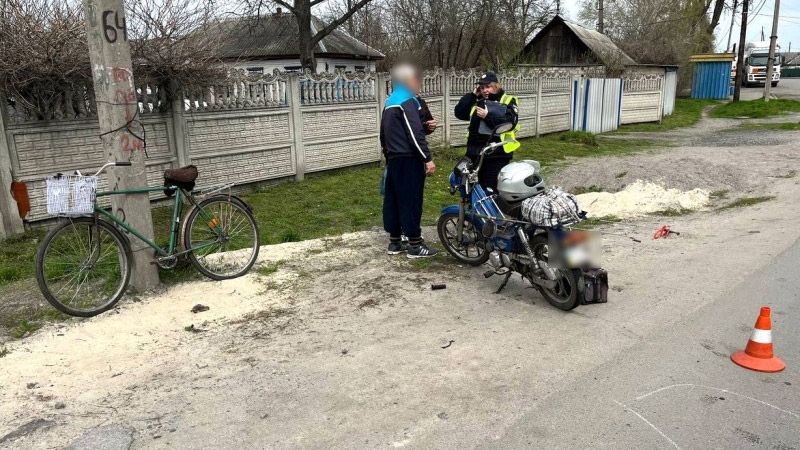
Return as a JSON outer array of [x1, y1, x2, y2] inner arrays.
[[383, 156, 425, 239]]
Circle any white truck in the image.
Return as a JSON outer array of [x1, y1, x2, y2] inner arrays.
[[737, 41, 782, 87]]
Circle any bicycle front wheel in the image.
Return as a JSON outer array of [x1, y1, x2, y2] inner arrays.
[[35, 217, 132, 317], [184, 195, 260, 280]]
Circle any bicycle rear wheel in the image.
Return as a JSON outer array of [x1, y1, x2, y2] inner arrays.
[[35, 217, 131, 317], [184, 195, 260, 280]]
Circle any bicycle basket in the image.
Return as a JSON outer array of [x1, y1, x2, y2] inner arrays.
[[46, 175, 98, 216]]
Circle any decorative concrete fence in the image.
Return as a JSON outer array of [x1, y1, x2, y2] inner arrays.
[[0, 65, 675, 235]]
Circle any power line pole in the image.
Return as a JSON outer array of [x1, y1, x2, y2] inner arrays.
[[726, 0, 739, 51], [597, 0, 604, 33], [733, 0, 750, 102], [84, 0, 160, 290], [763, 0, 780, 101]]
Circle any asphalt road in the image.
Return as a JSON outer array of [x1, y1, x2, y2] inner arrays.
[[740, 77, 800, 100], [491, 238, 800, 449]]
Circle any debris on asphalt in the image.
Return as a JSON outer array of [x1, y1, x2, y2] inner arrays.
[[653, 225, 680, 239], [54, 402, 65, 410], [183, 324, 206, 333], [441, 340, 455, 349], [191, 304, 210, 313], [431, 284, 447, 290]]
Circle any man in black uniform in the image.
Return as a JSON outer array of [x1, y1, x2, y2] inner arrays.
[[453, 71, 519, 191]]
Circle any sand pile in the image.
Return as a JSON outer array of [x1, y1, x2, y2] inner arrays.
[[575, 180, 710, 219]]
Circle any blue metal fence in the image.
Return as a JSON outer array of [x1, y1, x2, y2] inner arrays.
[[690, 58, 733, 99]]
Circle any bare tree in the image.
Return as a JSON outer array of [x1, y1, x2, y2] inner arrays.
[[578, 0, 715, 65], [242, 0, 377, 71], [127, 0, 226, 100], [323, 0, 556, 70], [0, 0, 90, 119]]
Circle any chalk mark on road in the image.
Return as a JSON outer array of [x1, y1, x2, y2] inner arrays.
[[614, 400, 681, 450], [613, 399, 682, 449], [634, 384, 799, 418]]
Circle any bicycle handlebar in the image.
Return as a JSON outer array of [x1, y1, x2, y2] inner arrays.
[[91, 161, 132, 177]]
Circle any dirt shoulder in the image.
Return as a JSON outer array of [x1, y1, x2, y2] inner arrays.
[[1, 115, 799, 449]]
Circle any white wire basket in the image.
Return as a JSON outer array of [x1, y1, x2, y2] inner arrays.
[[46, 175, 98, 216]]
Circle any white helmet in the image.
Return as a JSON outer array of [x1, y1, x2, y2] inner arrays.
[[497, 160, 545, 202]]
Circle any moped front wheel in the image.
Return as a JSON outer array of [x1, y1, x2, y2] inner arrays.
[[436, 212, 489, 266]]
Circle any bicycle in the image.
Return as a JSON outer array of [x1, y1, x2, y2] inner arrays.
[[35, 162, 260, 317]]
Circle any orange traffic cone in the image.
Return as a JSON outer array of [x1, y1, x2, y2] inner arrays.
[[731, 306, 785, 373]]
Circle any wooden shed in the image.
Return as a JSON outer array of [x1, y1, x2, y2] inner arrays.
[[518, 15, 636, 67]]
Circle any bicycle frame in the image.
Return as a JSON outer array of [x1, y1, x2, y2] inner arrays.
[[95, 185, 221, 258]]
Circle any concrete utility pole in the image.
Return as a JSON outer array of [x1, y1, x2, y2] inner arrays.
[[84, 0, 160, 290], [726, 0, 739, 52], [597, 0, 604, 33], [733, 0, 750, 102], [763, 0, 780, 101]]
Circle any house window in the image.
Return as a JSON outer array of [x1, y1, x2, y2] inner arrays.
[[284, 65, 302, 73], [354, 65, 365, 72], [246, 67, 264, 75], [334, 65, 347, 71]]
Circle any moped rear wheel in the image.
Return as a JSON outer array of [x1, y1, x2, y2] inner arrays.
[[437, 212, 489, 266], [529, 235, 582, 311]]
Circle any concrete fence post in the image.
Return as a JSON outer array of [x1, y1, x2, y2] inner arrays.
[[287, 74, 305, 181], [375, 72, 387, 161], [442, 72, 451, 147], [535, 75, 543, 138], [0, 94, 24, 238], [171, 89, 190, 167]]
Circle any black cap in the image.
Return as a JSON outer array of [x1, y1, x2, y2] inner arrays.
[[476, 71, 498, 85]]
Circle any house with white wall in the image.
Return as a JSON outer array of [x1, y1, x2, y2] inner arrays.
[[203, 10, 385, 74]]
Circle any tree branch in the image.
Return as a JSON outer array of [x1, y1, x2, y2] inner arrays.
[[311, 0, 374, 45]]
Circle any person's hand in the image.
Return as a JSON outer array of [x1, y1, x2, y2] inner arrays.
[[426, 119, 438, 131], [425, 160, 436, 176], [476, 106, 488, 119]]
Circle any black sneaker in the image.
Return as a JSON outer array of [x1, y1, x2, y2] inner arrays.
[[407, 243, 439, 258], [387, 241, 407, 255]]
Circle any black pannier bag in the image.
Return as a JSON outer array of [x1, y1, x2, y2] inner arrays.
[[582, 268, 608, 304], [163, 165, 198, 197]]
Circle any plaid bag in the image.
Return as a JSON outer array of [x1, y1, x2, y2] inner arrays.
[[521, 187, 582, 227]]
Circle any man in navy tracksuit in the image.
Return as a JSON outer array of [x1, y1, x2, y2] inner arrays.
[[381, 64, 438, 258]]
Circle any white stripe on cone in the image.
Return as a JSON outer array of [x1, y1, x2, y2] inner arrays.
[[750, 328, 772, 344]]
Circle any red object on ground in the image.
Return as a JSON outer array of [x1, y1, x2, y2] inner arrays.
[[653, 225, 672, 239], [731, 306, 785, 373]]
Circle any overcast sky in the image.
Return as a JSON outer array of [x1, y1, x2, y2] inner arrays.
[[558, 0, 800, 53]]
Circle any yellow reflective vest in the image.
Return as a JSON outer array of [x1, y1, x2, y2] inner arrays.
[[469, 93, 520, 153]]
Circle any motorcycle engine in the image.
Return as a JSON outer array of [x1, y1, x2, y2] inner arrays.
[[488, 250, 512, 271]]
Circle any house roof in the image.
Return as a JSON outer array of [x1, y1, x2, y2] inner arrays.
[[523, 15, 637, 66], [199, 13, 385, 61], [784, 52, 800, 66]]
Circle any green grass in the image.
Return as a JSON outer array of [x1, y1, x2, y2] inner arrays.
[[0, 230, 44, 288], [718, 196, 775, 210], [574, 215, 623, 229], [617, 99, 719, 132], [710, 99, 800, 119], [740, 121, 800, 131], [237, 132, 651, 245], [256, 261, 284, 277], [650, 208, 694, 217], [0, 133, 652, 296], [559, 130, 598, 146], [571, 185, 604, 195]]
